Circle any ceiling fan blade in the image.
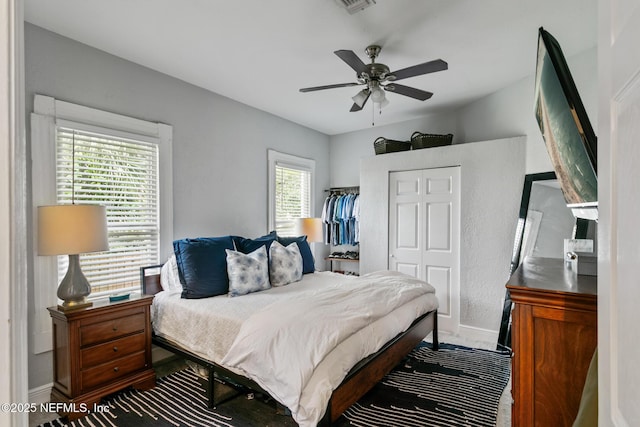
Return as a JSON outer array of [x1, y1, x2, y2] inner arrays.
[[334, 50, 367, 74], [390, 59, 448, 81], [350, 92, 370, 112], [299, 82, 360, 93], [385, 83, 433, 101]]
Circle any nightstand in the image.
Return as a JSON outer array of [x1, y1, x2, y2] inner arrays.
[[48, 294, 156, 420]]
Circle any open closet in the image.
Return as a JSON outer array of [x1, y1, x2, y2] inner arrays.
[[322, 186, 360, 274]]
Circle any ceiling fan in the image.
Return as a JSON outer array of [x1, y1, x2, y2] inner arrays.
[[299, 45, 448, 112]]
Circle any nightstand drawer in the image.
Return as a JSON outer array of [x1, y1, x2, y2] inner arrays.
[[80, 312, 145, 347], [81, 351, 147, 392], [81, 332, 146, 368]]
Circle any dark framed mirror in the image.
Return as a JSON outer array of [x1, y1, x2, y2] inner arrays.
[[497, 172, 588, 349]]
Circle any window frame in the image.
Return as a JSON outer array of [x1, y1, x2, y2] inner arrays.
[[54, 126, 161, 297], [31, 95, 173, 354], [267, 149, 315, 235]]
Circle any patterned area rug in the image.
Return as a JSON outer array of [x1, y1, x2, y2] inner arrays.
[[337, 343, 511, 427], [39, 343, 510, 427]]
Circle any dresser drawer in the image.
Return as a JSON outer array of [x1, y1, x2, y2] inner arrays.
[[79, 312, 146, 347], [81, 351, 147, 393], [81, 332, 146, 369]]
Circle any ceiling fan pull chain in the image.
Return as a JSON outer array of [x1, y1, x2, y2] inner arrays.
[[372, 101, 375, 126]]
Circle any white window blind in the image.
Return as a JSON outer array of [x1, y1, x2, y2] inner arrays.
[[55, 127, 159, 297], [274, 163, 311, 236]]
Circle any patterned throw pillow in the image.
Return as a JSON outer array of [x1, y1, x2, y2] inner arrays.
[[269, 240, 303, 287], [226, 246, 271, 297], [277, 234, 315, 274]]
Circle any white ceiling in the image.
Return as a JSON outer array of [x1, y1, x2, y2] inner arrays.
[[24, 0, 597, 136]]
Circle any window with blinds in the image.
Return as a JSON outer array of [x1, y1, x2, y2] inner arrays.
[[56, 127, 159, 297], [274, 163, 311, 236]]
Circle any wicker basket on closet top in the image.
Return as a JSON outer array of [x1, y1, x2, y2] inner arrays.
[[373, 137, 411, 155], [410, 132, 453, 150]]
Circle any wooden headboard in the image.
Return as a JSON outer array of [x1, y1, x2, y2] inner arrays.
[[140, 264, 164, 295]]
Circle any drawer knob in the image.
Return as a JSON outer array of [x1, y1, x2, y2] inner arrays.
[[113, 346, 118, 352], [112, 326, 118, 331], [113, 367, 119, 372]]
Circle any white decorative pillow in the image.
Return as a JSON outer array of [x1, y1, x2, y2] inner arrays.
[[226, 246, 270, 297], [160, 254, 183, 293], [269, 240, 303, 287]]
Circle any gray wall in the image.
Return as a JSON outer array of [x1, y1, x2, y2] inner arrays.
[[25, 23, 330, 389]]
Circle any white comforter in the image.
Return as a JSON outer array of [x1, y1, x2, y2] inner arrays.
[[220, 270, 436, 426]]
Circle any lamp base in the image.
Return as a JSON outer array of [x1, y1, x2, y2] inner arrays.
[[57, 254, 93, 311], [57, 298, 93, 312]]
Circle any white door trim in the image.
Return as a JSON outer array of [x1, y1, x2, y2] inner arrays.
[[2, 0, 29, 425]]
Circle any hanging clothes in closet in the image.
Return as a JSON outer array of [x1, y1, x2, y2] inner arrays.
[[321, 189, 360, 246]]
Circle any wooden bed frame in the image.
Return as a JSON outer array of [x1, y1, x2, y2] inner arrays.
[[141, 265, 439, 426]]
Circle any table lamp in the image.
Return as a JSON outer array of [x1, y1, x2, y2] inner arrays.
[[296, 217, 323, 270], [38, 204, 109, 311], [296, 217, 323, 243]]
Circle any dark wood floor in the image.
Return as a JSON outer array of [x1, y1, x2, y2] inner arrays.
[[156, 355, 299, 426]]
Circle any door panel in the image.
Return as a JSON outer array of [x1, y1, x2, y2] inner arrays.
[[427, 176, 452, 194], [396, 203, 419, 249], [397, 263, 419, 278], [396, 177, 420, 196], [426, 202, 451, 251], [426, 265, 451, 316]]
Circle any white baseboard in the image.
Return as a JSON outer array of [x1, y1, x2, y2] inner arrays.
[[29, 382, 52, 404], [432, 325, 499, 350], [458, 324, 499, 344]]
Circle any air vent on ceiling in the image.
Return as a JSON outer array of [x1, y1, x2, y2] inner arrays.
[[335, 0, 376, 14]]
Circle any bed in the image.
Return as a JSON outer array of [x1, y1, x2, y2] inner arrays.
[[140, 235, 439, 426]]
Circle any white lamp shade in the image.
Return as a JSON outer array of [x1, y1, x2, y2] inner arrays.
[[371, 86, 386, 103], [351, 89, 369, 108], [38, 205, 109, 255], [296, 217, 323, 243]]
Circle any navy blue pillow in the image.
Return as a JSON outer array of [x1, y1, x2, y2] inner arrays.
[[277, 234, 315, 274], [173, 236, 235, 299], [232, 231, 277, 254]]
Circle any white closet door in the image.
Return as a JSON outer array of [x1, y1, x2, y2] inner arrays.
[[389, 166, 460, 333], [389, 170, 423, 278]]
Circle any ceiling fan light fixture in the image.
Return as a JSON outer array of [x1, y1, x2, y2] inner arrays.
[[370, 84, 386, 103], [377, 97, 390, 108], [352, 89, 369, 107]]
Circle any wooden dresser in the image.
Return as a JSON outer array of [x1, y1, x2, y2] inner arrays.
[[507, 257, 597, 427], [48, 295, 156, 420]]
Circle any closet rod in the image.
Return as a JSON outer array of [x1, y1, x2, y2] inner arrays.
[[324, 186, 360, 194]]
